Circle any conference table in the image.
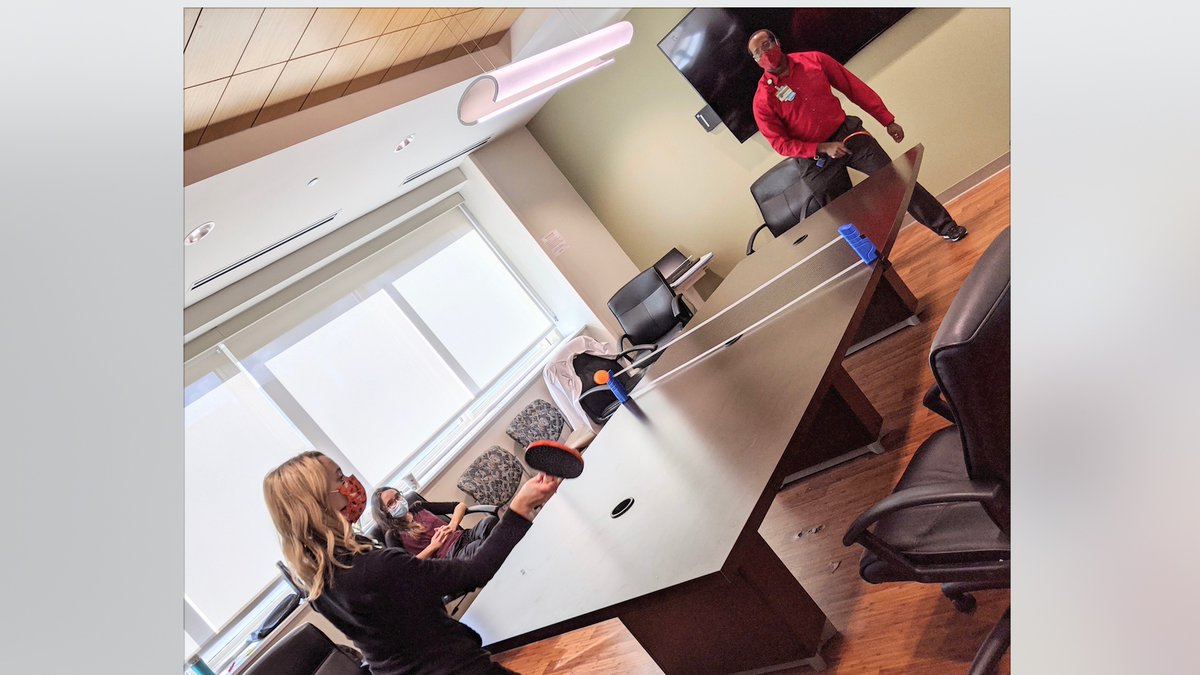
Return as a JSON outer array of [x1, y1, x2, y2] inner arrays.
[[461, 147, 927, 674]]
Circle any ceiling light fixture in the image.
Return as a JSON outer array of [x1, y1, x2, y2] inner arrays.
[[395, 134, 415, 152], [458, 20, 633, 126], [185, 221, 215, 246]]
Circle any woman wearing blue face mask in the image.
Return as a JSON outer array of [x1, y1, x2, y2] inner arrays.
[[263, 451, 559, 675], [371, 487, 500, 561]]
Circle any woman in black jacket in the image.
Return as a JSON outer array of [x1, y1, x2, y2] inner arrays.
[[263, 451, 558, 675]]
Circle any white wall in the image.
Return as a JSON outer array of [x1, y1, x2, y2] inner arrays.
[[466, 128, 640, 343], [416, 126, 646, 499]]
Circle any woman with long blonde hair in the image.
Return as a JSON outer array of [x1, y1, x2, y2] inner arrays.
[[264, 450, 559, 674]]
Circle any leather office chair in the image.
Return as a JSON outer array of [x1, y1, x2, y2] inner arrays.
[[842, 227, 1011, 674], [573, 347, 654, 425], [608, 267, 693, 357], [746, 156, 853, 255], [542, 335, 656, 432], [241, 622, 368, 675]]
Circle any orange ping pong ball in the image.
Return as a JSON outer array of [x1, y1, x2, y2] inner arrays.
[[594, 371, 610, 385]]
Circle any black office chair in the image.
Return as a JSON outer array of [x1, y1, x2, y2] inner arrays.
[[572, 346, 655, 425], [842, 227, 1011, 674], [746, 156, 853, 255], [608, 267, 693, 357], [241, 622, 368, 675]]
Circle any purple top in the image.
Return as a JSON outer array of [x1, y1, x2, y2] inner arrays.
[[395, 506, 464, 558]]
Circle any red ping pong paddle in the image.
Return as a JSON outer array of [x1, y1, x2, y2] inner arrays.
[[524, 440, 585, 479]]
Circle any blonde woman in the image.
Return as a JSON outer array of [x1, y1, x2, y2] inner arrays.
[[263, 451, 559, 675]]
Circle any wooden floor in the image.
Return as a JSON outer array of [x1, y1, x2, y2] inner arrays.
[[493, 168, 1012, 675]]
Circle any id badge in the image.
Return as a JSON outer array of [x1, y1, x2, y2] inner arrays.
[[775, 84, 796, 102]]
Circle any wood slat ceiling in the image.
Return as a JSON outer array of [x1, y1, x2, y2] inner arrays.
[[183, 7, 522, 148]]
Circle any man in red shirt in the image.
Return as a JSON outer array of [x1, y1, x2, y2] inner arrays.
[[748, 29, 967, 242]]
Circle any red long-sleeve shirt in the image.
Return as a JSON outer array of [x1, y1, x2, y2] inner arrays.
[[752, 51, 895, 159]]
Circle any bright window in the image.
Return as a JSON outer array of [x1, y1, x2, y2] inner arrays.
[[184, 205, 561, 666], [184, 355, 314, 649], [264, 291, 473, 481], [394, 231, 553, 387]]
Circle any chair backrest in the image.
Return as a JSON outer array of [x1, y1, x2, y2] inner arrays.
[[505, 399, 566, 448], [456, 446, 524, 506], [571, 353, 644, 424], [750, 157, 853, 236], [930, 227, 1011, 485], [608, 267, 682, 345], [242, 622, 364, 675], [653, 247, 689, 281]]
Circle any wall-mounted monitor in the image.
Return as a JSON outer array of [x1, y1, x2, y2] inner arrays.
[[658, 8, 913, 143]]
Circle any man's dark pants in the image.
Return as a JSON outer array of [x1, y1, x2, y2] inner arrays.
[[802, 115, 958, 236]]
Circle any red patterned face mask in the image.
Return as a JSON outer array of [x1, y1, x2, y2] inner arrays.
[[759, 45, 785, 71], [333, 475, 367, 523]]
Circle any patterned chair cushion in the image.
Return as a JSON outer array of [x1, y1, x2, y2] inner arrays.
[[506, 399, 566, 448], [456, 446, 525, 506]]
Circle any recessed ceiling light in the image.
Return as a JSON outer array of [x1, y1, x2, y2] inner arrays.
[[395, 134, 416, 152], [307, 177, 319, 187], [185, 221, 215, 246]]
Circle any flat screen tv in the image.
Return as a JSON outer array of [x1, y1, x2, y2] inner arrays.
[[658, 8, 913, 143]]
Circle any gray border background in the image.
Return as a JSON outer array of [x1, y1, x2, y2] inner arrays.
[[3, 2, 181, 672], [4, 1, 1199, 673]]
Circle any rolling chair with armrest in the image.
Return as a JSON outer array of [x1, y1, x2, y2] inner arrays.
[[746, 155, 854, 255], [842, 227, 1011, 675], [542, 335, 656, 433], [572, 346, 656, 425], [241, 622, 368, 675], [607, 267, 693, 366]]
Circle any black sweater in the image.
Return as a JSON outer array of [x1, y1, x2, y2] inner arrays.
[[312, 510, 531, 675]]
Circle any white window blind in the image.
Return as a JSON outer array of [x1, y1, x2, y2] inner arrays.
[[184, 203, 562, 662], [184, 350, 313, 636], [264, 291, 473, 482], [394, 231, 553, 388]]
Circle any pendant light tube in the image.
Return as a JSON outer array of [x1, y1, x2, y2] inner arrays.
[[458, 20, 633, 126]]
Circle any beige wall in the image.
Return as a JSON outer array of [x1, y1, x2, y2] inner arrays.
[[467, 128, 640, 342], [527, 8, 1010, 279], [418, 128, 641, 499]]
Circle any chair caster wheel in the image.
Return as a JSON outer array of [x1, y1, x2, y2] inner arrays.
[[952, 593, 977, 614]]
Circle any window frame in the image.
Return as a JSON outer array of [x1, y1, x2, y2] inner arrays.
[[183, 203, 568, 669]]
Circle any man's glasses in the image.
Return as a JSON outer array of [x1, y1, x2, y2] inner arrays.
[[750, 37, 777, 60]]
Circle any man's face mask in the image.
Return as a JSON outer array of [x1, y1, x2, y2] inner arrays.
[[333, 475, 367, 523], [388, 497, 410, 519], [754, 37, 784, 71]]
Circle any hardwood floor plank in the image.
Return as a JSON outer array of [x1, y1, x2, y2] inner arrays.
[[492, 168, 1012, 674]]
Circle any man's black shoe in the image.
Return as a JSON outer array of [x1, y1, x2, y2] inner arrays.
[[941, 225, 969, 242]]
